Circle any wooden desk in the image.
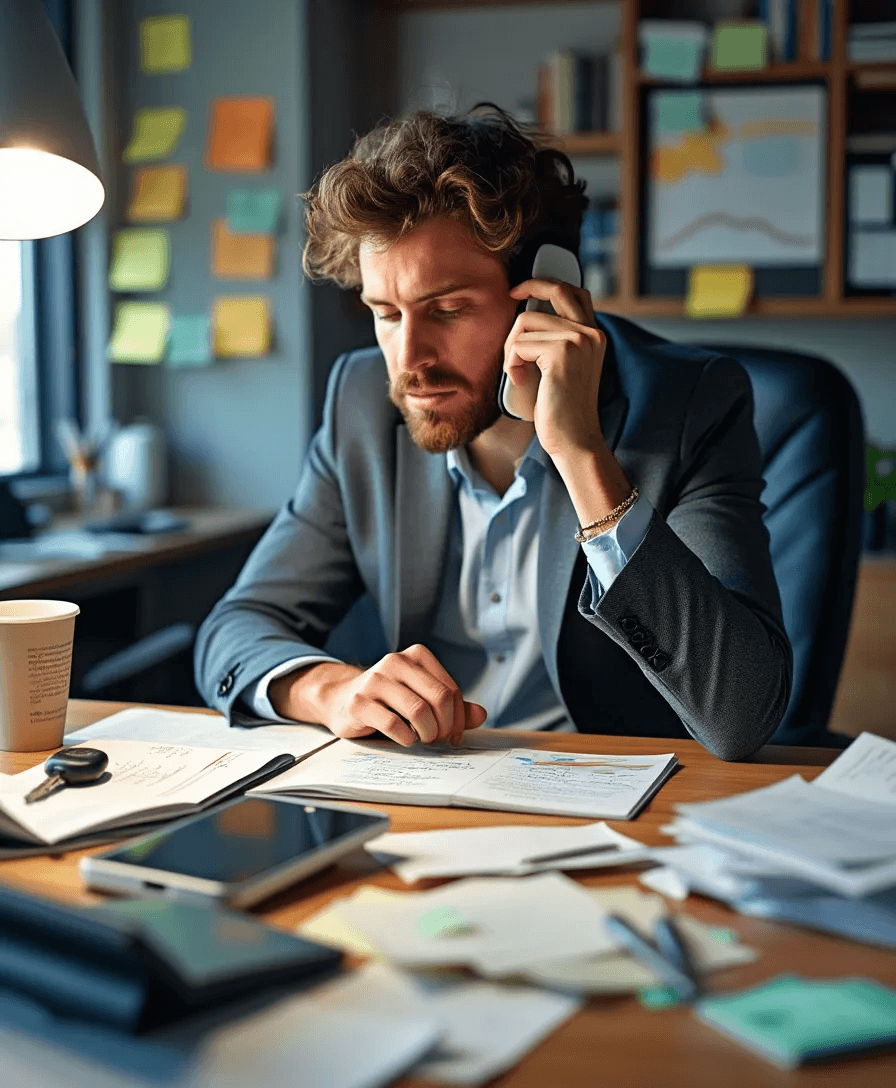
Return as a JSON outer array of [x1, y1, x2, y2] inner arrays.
[[2, 700, 895, 1088]]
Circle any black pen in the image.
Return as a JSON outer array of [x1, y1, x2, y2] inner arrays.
[[604, 913, 701, 1001]]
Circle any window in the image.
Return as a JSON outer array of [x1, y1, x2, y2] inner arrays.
[[0, 242, 39, 476]]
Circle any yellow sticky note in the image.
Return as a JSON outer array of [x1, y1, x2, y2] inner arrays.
[[126, 165, 188, 222], [109, 229, 171, 292], [140, 15, 191, 74], [205, 97, 275, 172], [212, 296, 271, 357], [686, 265, 753, 318], [123, 107, 186, 163], [211, 218, 275, 279], [108, 301, 170, 364]]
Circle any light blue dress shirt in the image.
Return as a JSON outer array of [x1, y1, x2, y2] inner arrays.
[[252, 436, 652, 729]]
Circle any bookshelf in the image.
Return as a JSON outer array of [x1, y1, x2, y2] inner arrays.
[[388, 0, 896, 318]]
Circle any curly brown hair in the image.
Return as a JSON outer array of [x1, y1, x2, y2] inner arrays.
[[300, 104, 588, 289]]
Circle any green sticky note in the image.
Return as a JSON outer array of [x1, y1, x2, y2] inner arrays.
[[638, 984, 684, 1009], [865, 443, 896, 511], [643, 38, 703, 82], [695, 975, 896, 1069], [226, 189, 284, 234], [123, 107, 187, 163], [416, 906, 476, 939], [711, 23, 768, 72], [108, 301, 170, 364], [167, 314, 212, 368], [109, 229, 170, 292], [655, 92, 703, 134], [140, 15, 191, 74]]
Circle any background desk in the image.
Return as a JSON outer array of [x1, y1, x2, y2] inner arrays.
[[0, 700, 894, 1088], [0, 509, 270, 705]]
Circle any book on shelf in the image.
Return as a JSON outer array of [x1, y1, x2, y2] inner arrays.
[[538, 48, 617, 137], [848, 21, 896, 62]]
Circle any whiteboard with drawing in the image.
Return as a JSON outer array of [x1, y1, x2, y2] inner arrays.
[[646, 85, 826, 269]]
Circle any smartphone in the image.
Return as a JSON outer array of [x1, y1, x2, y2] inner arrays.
[[80, 796, 389, 908], [498, 243, 584, 422]]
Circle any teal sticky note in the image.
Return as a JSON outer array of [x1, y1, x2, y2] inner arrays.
[[695, 975, 896, 1069], [643, 38, 703, 82], [226, 189, 284, 234], [638, 984, 684, 1009], [167, 313, 212, 368], [655, 92, 703, 134]]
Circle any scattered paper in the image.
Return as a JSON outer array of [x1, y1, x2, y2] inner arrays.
[[226, 188, 283, 234], [849, 165, 894, 225], [65, 707, 334, 761], [849, 230, 896, 287], [127, 165, 188, 222], [109, 229, 170, 292], [211, 218, 275, 279], [639, 21, 707, 82], [655, 91, 703, 134], [711, 22, 768, 72], [814, 731, 896, 804], [205, 97, 275, 172], [108, 301, 170, 364], [140, 15, 191, 74], [685, 264, 753, 318], [167, 314, 213, 368], [212, 296, 272, 357], [123, 107, 186, 163]]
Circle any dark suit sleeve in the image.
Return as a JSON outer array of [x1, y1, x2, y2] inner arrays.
[[193, 354, 365, 722], [580, 355, 792, 760]]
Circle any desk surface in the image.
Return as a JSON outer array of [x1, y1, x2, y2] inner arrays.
[[0, 507, 272, 598], [2, 700, 894, 1088]]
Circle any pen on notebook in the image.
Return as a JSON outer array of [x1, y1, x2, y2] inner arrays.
[[520, 843, 621, 865], [604, 913, 701, 1001]]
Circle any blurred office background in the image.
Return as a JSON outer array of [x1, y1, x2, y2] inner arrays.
[[0, 0, 894, 733]]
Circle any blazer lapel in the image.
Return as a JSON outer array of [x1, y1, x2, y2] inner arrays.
[[392, 425, 454, 650]]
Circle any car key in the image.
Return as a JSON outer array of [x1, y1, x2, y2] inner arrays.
[[24, 747, 109, 804]]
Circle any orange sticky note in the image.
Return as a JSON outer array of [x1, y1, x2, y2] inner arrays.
[[213, 296, 271, 357], [205, 97, 275, 172], [126, 165, 188, 222], [211, 218, 275, 279]]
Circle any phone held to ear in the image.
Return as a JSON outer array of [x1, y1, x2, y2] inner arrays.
[[498, 243, 583, 422]]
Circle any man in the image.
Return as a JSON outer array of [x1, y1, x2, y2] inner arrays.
[[195, 105, 791, 761]]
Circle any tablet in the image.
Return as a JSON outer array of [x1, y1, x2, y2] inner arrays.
[[80, 796, 389, 908]]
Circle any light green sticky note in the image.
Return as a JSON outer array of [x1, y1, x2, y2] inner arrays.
[[109, 229, 170, 292], [643, 38, 703, 81], [656, 91, 703, 133], [140, 15, 191, 74], [711, 23, 768, 72], [226, 189, 284, 234], [123, 107, 187, 163], [167, 313, 213, 368], [108, 301, 170, 364]]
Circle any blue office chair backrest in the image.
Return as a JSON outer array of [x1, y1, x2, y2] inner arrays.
[[704, 343, 865, 745]]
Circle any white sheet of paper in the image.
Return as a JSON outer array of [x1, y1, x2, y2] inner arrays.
[[813, 730, 896, 805], [850, 165, 894, 224], [0, 739, 284, 844], [66, 707, 333, 760], [318, 872, 620, 976], [367, 821, 650, 882], [849, 229, 896, 286]]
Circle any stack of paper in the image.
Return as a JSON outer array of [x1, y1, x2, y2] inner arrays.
[[365, 821, 651, 882]]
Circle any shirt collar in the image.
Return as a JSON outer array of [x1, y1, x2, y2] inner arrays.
[[446, 434, 547, 489]]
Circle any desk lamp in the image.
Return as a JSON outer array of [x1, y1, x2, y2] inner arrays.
[[0, 0, 104, 239]]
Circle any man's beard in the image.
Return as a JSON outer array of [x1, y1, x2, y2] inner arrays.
[[389, 356, 503, 454]]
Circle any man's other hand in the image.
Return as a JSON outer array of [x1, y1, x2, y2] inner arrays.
[[269, 645, 487, 746]]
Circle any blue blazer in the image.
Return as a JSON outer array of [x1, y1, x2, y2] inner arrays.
[[195, 314, 792, 760]]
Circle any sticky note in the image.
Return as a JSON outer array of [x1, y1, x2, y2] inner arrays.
[[850, 165, 893, 225], [211, 218, 275, 280], [655, 92, 703, 134], [639, 23, 707, 82], [711, 22, 768, 72], [205, 97, 275, 172], [212, 296, 271, 357], [108, 301, 170, 364], [685, 265, 753, 318], [123, 107, 186, 163], [140, 15, 191, 74], [126, 165, 188, 222], [109, 229, 171, 292], [226, 188, 284, 234], [167, 314, 213, 368]]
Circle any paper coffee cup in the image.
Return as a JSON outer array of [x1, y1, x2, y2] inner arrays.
[[0, 600, 80, 752]]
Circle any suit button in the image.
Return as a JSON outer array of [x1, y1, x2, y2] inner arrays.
[[619, 615, 639, 632], [217, 673, 234, 697], [629, 628, 650, 646], [650, 651, 670, 671], [638, 643, 657, 658]]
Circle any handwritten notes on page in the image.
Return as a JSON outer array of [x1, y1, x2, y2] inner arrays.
[[206, 97, 275, 171], [109, 229, 171, 292], [212, 296, 272, 357], [123, 107, 186, 163], [127, 165, 188, 222], [108, 301, 170, 364]]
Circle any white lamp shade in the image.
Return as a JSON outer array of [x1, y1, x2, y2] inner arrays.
[[0, 0, 105, 239]]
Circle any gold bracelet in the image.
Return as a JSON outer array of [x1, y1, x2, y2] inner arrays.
[[574, 486, 640, 543]]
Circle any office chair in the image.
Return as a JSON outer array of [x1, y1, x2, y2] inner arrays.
[[702, 342, 865, 746]]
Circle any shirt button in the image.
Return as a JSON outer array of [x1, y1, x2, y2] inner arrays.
[[490, 592, 501, 603], [496, 654, 505, 663]]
